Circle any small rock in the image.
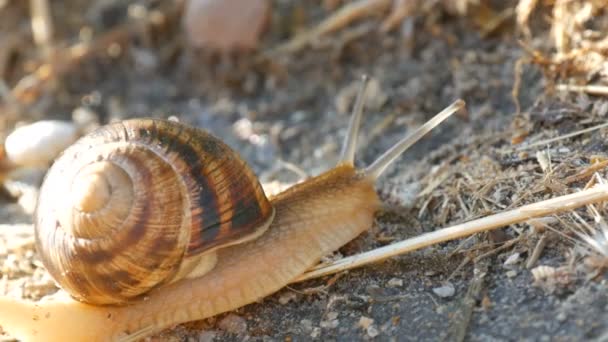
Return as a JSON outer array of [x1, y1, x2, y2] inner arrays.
[[72, 107, 100, 134], [5, 121, 79, 167], [367, 325, 380, 338], [310, 327, 321, 338], [278, 291, 297, 305], [300, 319, 313, 332], [218, 314, 247, 335], [183, 0, 270, 51], [503, 252, 520, 267], [387, 278, 403, 287], [432, 283, 455, 298], [358, 316, 374, 329], [506, 270, 518, 278], [197, 330, 218, 342], [531, 265, 556, 282], [320, 319, 339, 329]]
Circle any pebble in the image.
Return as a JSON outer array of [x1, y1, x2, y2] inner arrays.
[[506, 270, 518, 278], [503, 252, 521, 267], [197, 330, 218, 342], [278, 291, 297, 305], [367, 325, 380, 338], [432, 283, 455, 298], [72, 106, 100, 134], [2, 168, 46, 214], [4, 121, 79, 167], [300, 319, 313, 332], [358, 316, 374, 329], [217, 314, 247, 335], [183, 0, 270, 51], [387, 277, 403, 287], [320, 319, 339, 329]]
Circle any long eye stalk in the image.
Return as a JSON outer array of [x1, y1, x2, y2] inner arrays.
[[339, 75, 370, 165], [365, 99, 465, 179], [338, 75, 465, 180]]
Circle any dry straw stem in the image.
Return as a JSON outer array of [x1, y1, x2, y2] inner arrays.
[[516, 121, 608, 151], [293, 184, 608, 282], [556, 84, 608, 96], [29, 0, 54, 56], [265, 0, 392, 55]]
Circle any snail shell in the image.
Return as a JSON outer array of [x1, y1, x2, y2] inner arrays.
[[34, 119, 274, 305]]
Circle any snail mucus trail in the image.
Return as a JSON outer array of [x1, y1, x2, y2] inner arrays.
[[0, 78, 465, 341]]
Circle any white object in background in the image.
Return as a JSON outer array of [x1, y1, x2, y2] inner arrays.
[[5, 120, 79, 166]]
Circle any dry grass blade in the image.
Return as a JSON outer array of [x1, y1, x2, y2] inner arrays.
[[571, 206, 608, 258], [515, 0, 539, 36], [556, 84, 608, 96], [29, 0, 54, 57], [264, 0, 391, 55], [517, 121, 608, 151], [293, 184, 608, 282]]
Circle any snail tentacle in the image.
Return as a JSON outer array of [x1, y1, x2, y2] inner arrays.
[[364, 99, 465, 179]]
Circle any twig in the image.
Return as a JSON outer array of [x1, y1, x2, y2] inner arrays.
[[556, 84, 608, 96], [380, 0, 416, 32], [526, 233, 548, 269], [264, 0, 391, 56], [517, 121, 608, 151], [29, 0, 54, 57], [564, 160, 608, 184], [511, 56, 527, 115], [480, 7, 515, 38], [292, 184, 608, 283], [444, 258, 489, 342]]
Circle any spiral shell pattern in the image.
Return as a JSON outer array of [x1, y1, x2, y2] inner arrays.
[[35, 119, 273, 305]]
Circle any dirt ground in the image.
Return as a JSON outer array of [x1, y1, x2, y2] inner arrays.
[[1, 0, 608, 341]]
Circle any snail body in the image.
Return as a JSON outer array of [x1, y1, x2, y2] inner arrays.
[[0, 163, 378, 341], [0, 76, 464, 341]]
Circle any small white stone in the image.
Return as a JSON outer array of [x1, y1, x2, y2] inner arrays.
[[278, 291, 297, 305], [5, 121, 79, 166], [326, 311, 338, 320], [300, 319, 313, 332], [432, 283, 455, 298], [367, 325, 380, 338], [387, 278, 403, 287], [503, 252, 521, 267], [217, 314, 247, 335], [320, 319, 339, 329], [72, 107, 99, 132], [198, 330, 217, 342], [358, 316, 374, 329]]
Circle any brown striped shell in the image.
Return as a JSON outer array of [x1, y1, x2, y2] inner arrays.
[[34, 119, 274, 305]]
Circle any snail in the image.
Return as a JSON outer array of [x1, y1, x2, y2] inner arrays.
[[0, 78, 465, 341]]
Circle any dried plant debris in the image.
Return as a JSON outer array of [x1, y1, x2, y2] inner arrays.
[[517, 0, 608, 87]]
